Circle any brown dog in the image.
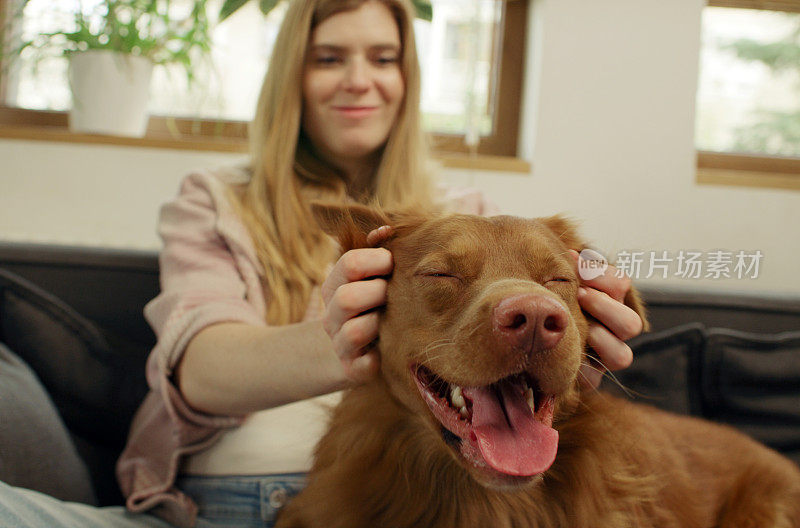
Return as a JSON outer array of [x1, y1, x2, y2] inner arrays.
[[275, 205, 800, 528]]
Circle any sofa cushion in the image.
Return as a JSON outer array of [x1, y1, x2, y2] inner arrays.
[[0, 342, 97, 505], [703, 328, 800, 467], [0, 268, 149, 506], [636, 286, 800, 334], [608, 323, 707, 415]]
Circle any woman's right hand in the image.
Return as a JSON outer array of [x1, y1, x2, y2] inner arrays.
[[321, 226, 394, 384]]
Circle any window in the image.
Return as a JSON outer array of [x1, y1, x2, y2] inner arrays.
[[0, 0, 527, 159], [695, 1, 800, 189]]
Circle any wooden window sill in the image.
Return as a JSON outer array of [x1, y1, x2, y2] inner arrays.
[[696, 151, 800, 192], [0, 120, 531, 174], [0, 123, 248, 153], [434, 153, 531, 173]]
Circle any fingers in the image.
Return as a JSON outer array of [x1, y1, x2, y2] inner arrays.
[[327, 289, 384, 384], [321, 247, 393, 305], [321, 228, 394, 385], [579, 361, 604, 389], [323, 278, 388, 337], [322, 225, 393, 304], [367, 225, 394, 246], [569, 249, 631, 302], [579, 324, 634, 389], [570, 249, 642, 388], [331, 311, 380, 361], [344, 351, 381, 384], [585, 324, 633, 371], [577, 287, 643, 341]]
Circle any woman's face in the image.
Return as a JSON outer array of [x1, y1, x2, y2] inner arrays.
[[302, 1, 405, 169]]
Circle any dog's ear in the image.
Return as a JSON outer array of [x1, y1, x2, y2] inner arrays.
[[539, 214, 584, 252], [311, 202, 393, 251]]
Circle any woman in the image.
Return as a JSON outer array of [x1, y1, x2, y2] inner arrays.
[[0, 1, 643, 527]]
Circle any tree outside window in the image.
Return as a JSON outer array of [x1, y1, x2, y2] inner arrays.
[[696, 7, 800, 158]]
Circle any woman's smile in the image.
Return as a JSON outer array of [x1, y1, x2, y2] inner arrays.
[[333, 106, 379, 119]]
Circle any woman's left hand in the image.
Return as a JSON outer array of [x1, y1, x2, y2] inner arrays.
[[569, 250, 645, 388]]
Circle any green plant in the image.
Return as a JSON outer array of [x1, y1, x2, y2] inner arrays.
[[5, 0, 214, 83], [722, 16, 800, 157], [218, 0, 433, 22]]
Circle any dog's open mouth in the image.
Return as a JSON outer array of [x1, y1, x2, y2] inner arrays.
[[411, 364, 558, 480]]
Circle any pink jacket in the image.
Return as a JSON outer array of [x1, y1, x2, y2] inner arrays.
[[116, 169, 499, 528]]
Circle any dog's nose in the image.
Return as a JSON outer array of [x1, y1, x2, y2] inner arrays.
[[493, 294, 568, 353]]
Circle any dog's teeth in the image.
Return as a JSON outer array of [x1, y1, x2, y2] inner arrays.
[[525, 387, 535, 414], [450, 386, 465, 408], [459, 406, 469, 418]]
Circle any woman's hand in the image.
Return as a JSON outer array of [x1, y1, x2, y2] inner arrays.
[[321, 226, 394, 384], [569, 250, 645, 388]]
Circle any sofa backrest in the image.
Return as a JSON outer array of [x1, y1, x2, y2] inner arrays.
[[0, 243, 157, 506], [637, 285, 800, 335], [1, 242, 799, 504], [0, 243, 159, 347]]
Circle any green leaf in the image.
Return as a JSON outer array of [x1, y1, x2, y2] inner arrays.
[[9, 0, 215, 88], [219, 0, 250, 22], [725, 38, 800, 73], [412, 0, 433, 22], [259, 0, 279, 16]]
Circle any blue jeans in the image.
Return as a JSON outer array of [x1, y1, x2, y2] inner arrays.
[[176, 473, 307, 528], [0, 473, 307, 528]]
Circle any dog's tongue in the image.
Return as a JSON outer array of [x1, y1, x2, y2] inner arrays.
[[462, 381, 558, 476]]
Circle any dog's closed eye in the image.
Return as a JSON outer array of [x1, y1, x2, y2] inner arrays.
[[424, 272, 459, 279], [416, 268, 463, 282]]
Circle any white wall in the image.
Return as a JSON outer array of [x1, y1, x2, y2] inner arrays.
[[1, 141, 244, 249], [446, 0, 800, 295], [2, 0, 798, 294]]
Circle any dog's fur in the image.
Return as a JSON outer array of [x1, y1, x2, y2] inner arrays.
[[275, 205, 800, 528]]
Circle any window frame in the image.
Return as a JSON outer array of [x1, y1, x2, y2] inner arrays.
[[0, 0, 529, 168], [697, 0, 800, 190]]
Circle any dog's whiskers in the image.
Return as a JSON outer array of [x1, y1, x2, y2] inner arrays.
[[584, 353, 648, 400], [461, 322, 487, 342], [417, 338, 456, 373], [421, 339, 456, 359], [417, 341, 476, 384], [418, 353, 448, 369], [422, 340, 454, 354], [577, 369, 602, 398]]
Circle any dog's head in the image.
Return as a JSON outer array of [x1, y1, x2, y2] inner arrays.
[[314, 203, 647, 490]]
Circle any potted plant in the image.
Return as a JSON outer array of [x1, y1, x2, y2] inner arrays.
[[4, 0, 214, 137]]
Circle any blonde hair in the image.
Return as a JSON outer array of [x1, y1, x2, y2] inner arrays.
[[233, 0, 433, 325]]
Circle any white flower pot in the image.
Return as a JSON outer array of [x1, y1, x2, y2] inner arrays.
[[68, 50, 153, 137]]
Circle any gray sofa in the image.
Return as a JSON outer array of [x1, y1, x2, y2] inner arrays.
[[0, 242, 799, 507]]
